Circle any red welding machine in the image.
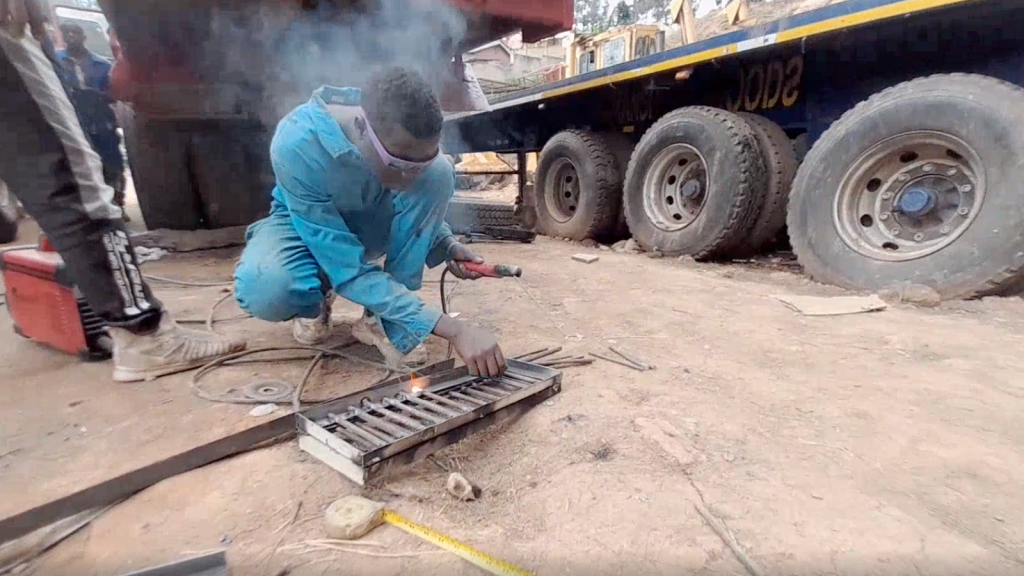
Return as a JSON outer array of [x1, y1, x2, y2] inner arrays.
[[1, 235, 111, 360]]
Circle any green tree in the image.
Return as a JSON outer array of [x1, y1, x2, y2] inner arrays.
[[633, 0, 672, 23], [575, 0, 612, 33], [612, 1, 635, 25]]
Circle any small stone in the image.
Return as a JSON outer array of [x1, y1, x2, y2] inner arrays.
[[599, 245, 610, 251], [722, 452, 736, 463], [623, 238, 641, 253], [678, 255, 696, 264], [324, 496, 385, 540], [647, 248, 664, 259], [581, 238, 599, 248], [611, 239, 629, 253], [994, 515, 1005, 523], [446, 472, 481, 501], [811, 493, 825, 500], [900, 284, 942, 307], [220, 534, 233, 544], [572, 253, 600, 264], [249, 403, 278, 418]]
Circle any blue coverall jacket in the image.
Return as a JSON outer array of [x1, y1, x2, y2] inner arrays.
[[233, 86, 456, 354]]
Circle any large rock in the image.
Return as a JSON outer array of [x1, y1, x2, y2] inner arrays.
[[324, 496, 384, 540]]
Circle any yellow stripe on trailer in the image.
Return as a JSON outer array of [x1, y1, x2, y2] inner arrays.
[[382, 510, 535, 576]]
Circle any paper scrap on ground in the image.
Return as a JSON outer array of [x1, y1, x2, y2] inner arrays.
[[773, 294, 887, 316]]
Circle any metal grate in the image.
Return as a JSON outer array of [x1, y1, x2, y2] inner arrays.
[[297, 359, 562, 485]]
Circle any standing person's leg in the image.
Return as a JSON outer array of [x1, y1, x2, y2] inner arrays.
[[0, 29, 245, 381], [351, 160, 456, 366]]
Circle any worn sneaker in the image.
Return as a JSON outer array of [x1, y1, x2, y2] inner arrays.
[[293, 293, 335, 346], [109, 311, 246, 383], [350, 311, 428, 370]]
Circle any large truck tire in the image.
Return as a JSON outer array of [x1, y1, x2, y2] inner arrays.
[[122, 114, 203, 231], [737, 113, 797, 256], [788, 73, 1024, 299], [190, 123, 274, 229], [531, 130, 624, 241], [445, 199, 517, 234], [623, 106, 767, 259], [0, 180, 18, 244]]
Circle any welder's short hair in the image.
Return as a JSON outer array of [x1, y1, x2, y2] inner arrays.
[[361, 68, 443, 141], [60, 22, 83, 35]]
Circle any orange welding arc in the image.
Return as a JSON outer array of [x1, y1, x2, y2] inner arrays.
[[461, 262, 523, 278]]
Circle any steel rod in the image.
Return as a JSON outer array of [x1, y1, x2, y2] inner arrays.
[[422, 391, 472, 411], [504, 369, 541, 382], [590, 352, 647, 372], [355, 411, 410, 438], [364, 402, 425, 430], [400, 393, 461, 418], [609, 346, 651, 370], [384, 397, 445, 424], [332, 415, 389, 446], [462, 386, 503, 402], [448, 391, 486, 406]]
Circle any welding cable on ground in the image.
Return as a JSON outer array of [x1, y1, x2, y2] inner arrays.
[[191, 346, 393, 406], [142, 274, 234, 287]]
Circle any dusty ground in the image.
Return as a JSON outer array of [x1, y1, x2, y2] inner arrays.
[[3, 213, 1024, 574]]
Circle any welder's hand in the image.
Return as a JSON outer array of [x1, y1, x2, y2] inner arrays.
[[446, 242, 485, 280], [450, 324, 506, 377]]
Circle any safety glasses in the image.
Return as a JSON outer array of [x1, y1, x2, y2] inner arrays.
[[361, 112, 439, 176]]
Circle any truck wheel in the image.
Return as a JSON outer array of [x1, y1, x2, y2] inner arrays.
[[0, 180, 18, 244], [445, 199, 517, 234], [736, 113, 797, 256], [532, 130, 623, 241], [623, 107, 767, 259], [788, 73, 1024, 298], [191, 123, 274, 229], [122, 114, 203, 230]]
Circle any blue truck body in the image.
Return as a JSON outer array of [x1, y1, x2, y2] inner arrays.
[[443, 0, 1023, 153]]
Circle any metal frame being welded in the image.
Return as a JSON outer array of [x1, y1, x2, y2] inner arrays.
[[297, 360, 562, 486]]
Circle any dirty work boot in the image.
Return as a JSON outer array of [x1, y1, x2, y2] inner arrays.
[[109, 311, 246, 383], [292, 292, 336, 346], [350, 311, 428, 370]]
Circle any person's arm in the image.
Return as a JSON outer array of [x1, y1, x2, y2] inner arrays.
[[273, 144, 441, 355]]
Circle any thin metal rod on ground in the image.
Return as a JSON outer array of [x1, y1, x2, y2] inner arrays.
[[518, 347, 563, 363], [608, 346, 651, 370], [143, 274, 234, 287], [693, 501, 765, 576], [589, 352, 647, 372]]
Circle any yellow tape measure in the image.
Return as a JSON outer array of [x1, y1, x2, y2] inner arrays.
[[383, 510, 535, 576]]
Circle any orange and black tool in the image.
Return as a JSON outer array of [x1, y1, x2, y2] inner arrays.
[[461, 262, 522, 278]]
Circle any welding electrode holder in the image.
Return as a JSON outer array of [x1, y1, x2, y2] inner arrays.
[[461, 261, 523, 278]]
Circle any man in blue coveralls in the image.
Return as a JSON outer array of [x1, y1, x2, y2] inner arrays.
[[234, 68, 507, 377]]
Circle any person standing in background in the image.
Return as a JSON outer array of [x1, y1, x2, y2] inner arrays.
[[56, 21, 128, 218]]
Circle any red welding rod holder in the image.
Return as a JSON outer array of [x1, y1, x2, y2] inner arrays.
[[462, 262, 522, 278]]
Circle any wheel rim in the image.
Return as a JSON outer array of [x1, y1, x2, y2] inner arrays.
[[833, 131, 984, 262], [642, 144, 708, 232], [544, 158, 581, 223]]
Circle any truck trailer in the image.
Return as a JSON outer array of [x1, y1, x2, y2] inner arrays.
[[443, 0, 1024, 299]]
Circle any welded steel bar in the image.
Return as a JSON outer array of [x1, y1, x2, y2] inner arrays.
[[331, 426, 375, 452], [383, 397, 445, 424], [422, 391, 472, 412], [363, 402, 425, 431], [475, 382, 514, 397], [332, 415, 389, 446], [448, 391, 486, 407], [356, 411, 411, 438], [399, 393, 461, 418], [462, 386, 504, 402]]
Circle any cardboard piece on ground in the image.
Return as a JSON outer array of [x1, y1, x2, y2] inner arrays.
[[572, 254, 600, 264], [773, 294, 888, 316]]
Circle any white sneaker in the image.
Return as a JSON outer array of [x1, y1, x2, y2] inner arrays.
[[293, 293, 335, 346], [350, 311, 429, 370], [109, 311, 246, 383]]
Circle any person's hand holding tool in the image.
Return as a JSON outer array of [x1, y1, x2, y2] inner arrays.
[[446, 242, 485, 280]]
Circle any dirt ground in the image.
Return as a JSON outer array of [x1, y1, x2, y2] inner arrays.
[[3, 214, 1024, 574]]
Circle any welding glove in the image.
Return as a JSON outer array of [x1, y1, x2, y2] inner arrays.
[[445, 242, 484, 280]]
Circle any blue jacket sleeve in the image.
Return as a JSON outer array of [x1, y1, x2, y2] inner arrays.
[[271, 142, 442, 350]]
